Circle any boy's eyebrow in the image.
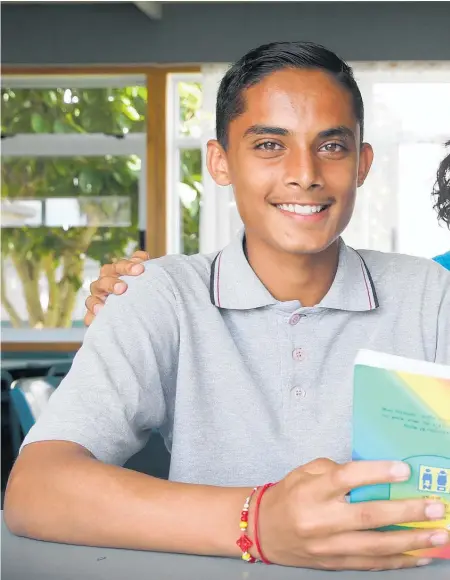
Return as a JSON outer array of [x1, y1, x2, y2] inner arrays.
[[243, 125, 292, 138], [243, 124, 356, 140], [317, 126, 355, 140]]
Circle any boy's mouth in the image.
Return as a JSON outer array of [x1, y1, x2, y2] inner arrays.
[[274, 203, 331, 216]]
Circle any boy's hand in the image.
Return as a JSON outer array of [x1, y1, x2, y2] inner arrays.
[[258, 458, 448, 570]]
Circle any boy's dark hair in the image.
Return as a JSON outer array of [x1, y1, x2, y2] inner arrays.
[[433, 141, 450, 228], [216, 41, 364, 149]]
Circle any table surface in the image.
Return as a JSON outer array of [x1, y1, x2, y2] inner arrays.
[[1, 358, 71, 372], [2, 515, 449, 580]]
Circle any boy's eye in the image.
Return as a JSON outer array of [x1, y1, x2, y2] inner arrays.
[[255, 141, 283, 151], [321, 142, 346, 153]]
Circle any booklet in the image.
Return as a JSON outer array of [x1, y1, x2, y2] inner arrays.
[[350, 349, 450, 559]]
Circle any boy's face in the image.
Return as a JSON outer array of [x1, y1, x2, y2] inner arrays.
[[207, 68, 373, 255]]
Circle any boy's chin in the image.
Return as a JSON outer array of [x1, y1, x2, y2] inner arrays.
[[274, 234, 339, 256]]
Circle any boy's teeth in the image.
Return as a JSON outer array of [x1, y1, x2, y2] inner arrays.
[[277, 203, 326, 215]]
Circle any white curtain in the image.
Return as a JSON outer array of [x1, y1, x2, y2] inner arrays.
[[199, 62, 450, 257]]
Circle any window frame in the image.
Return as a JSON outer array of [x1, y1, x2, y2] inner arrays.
[[166, 72, 203, 255], [1, 65, 200, 351]]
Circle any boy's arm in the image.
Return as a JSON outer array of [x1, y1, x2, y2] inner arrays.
[[5, 442, 441, 570], [5, 440, 249, 558], [5, 264, 252, 556]]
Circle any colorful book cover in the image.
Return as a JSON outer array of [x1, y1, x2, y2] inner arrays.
[[350, 350, 450, 559]]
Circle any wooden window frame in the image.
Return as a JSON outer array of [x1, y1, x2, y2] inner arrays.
[[1, 65, 200, 353]]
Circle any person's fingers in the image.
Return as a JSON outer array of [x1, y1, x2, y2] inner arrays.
[[325, 460, 412, 498], [347, 498, 447, 532], [111, 258, 145, 277], [307, 528, 449, 558], [130, 250, 150, 261], [309, 554, 432, 572], [84, 311, 94, 327], [85, 296, 106, 315], [99, 263, 117, 278], [89, 277, 127, 299]]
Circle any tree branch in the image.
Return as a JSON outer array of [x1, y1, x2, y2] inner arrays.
[[11, 253, 45, 327], [57, 254, 83, 328], [42, 253, 60, 327], [0, 258, 23, 328], [57, 226, 98, 328]]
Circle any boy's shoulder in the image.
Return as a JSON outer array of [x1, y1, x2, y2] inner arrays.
[[356, 248, 450, 291], [129, 251, 218, 294]]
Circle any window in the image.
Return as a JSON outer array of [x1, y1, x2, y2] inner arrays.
[[1, 76, 147, 339], [166, 74, 203, 255], [345, 63, 450, 257]]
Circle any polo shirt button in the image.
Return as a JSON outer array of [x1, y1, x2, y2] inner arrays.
[[292, 348, 304, 361], [289, 313, 301, 325], [292, 386, 306, 399]]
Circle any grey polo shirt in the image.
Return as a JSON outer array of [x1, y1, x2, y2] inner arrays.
[[22, 231, 450, 486]]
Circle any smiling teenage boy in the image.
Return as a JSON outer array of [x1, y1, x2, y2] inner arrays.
[[5, 42, 450, 571]]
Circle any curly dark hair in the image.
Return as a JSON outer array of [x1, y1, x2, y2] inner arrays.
[[433, 141, 450, 228]]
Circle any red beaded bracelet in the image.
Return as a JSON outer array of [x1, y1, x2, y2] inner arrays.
[[254, 482, 276, 565], [236, 487, 259, 563]]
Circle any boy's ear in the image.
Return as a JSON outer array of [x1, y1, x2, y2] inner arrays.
[[206, 140, 232, 186], [357, 142, 374, 187]]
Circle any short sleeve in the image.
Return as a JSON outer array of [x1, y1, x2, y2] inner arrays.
[[21, 262, 180, 465], [435, 269, 450, 365]]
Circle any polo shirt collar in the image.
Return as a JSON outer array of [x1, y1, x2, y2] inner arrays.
[[209, 230, 379, 312], [209, 230, 277, 310], [319, 239, 379, 312]]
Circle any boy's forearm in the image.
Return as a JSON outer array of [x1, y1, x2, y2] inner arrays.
[[4, 441, 253, 557]]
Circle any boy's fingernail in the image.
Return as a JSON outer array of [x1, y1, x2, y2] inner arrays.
[[416, 558, 432, 567], [114, 282, 126, 293], [93, 304, 101, 315], [425, 502, 446, 520], [131, 265, 143, 274], [429, 531, 449, 546], [390, 462, 410, 480]]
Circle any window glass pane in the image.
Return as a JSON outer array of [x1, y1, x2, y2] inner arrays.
[[1, 199, 43, 227], [178, 81, 202, 138], [179, 149, 202, 255], [397, 143, 449, 258], [373, 83, 450, 137], [1, 87, 147, 135], [1, 156, 140, 329], [45, 196, 132, 227]]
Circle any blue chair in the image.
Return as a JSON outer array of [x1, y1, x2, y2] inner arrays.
[[2, 370, 22, 457], [47, 361, 72, 377], [10, 376, 61, 438]]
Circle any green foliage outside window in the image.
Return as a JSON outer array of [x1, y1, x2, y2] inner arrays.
[[1, 81, 203, 329]]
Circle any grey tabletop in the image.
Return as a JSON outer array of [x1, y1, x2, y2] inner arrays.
[[1, 359, 70, 372], [2, 517, 449, 580]]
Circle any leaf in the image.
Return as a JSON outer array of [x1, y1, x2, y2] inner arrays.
[[44, 91, 58, 106], [53, 119, 72, 134], [31, 113, 51, 133], [78, 169, 103, 194], [120, 102, 141, 122]]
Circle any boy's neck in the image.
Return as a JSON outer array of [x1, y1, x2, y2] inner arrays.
[[244, 234, 340, 307]]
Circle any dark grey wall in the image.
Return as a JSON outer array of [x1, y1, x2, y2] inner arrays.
[[2, 1, 450, 66]]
